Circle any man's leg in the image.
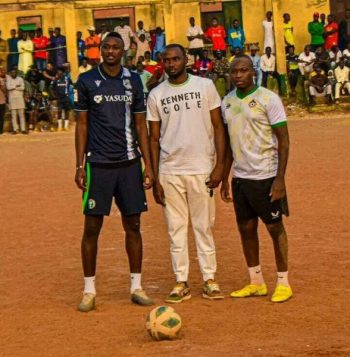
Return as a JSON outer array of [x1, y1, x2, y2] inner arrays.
[[11, 109, 19, 133], [18, 109, 26, 133], [186, 175, 223, 299], [262, 71, 268, 87], [266, 221, 292, 302], [160, 174, 192, 303], [79, 215, 104, 312]]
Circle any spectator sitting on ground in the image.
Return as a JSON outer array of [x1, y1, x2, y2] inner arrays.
[[25, 65, 45, 95], [298, 45, 316, 77], [194, 49, 213, 77], [334, 59, 350, 103], [309, 64, 332, 105], [135, 33, 151, 62], [78, 57, 92, 74], [260, 46, 282, 95], [249, 44, 262, 86], [210, 49, 231, 92], [229, 46, 243, 62], [343, 42, 350, 67], [286, 45, 300, 96], [314, 45, 330, 73], [329, 45, 342, 69], [227, 19, 245, 52]]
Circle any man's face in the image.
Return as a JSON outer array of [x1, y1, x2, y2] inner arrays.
[[144, 52, 151, 61], [101, 37, 124, 65], [339, 61, 345, 69], [190, 17, 195, 26], [327, 15, 333, 23], [156, 52, 162, 62], [54, 28, 60, 36], [0, 68, 5, 77], [77, 32, 82, 39], [233, 20, 239, 29], [82, 59, 88, 67], [212, 19, 218, 27], [314, 66, 322, 75], [138, 21, 143, 30], [305, 46, 311, 55], [230, 58, 255, 89], [216, 51, 222, 60], [56, 71, 64, 79], [203, 50, 208, 58], [22, 32, 27, 40], [10, 30, 16, 38], [288, 47, 295, 55], [36, 30, 42, 37], [10, 69, 17, 78], [136, 62, 143, 72], [88, 30, 95, 37], [266, 47, 272, 56], [313, 14, 319, 21], [251, 49, 257, 56], [163, 47, 187, 79]]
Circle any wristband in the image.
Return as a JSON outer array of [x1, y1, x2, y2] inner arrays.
[[76, 165, 84, 170]]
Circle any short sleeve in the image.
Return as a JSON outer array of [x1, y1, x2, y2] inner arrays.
[[266, 93, 287, 128], [146, 91, 161, 122], [186, 28, 191, 37], [131, 75, 146, 113], [74, 77, 89, 112], [221, 99, 227, 124], [206, 80, 221, 110], [199, 27, 204, 35]]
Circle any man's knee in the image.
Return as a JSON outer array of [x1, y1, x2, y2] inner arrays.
[[122, 215, 141, 235], [237, 219, 257, 236], [266, 221, 285, 238], [84, 216, 103, 238]]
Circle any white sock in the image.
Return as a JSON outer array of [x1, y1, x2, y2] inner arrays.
[[64, 120, 69, 129], [130, 273, 142, 293], [277, 271, 289, 287], [83, 276, 96, 295], [57, 119, 62, 129], [248, 265, 265, 285]]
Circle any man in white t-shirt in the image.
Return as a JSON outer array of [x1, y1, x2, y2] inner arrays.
[[187, 17, 204, 62], [221, 55, 292, 303], [114, 19, 134, 51], [148, 44, 226, 303], [298, 45, 316, 76], [260, 46, 282, 94]]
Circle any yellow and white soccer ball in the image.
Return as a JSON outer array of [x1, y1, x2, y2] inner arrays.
[[146, 306, 182, 341]]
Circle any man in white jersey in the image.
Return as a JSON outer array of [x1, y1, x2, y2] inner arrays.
[[221, 55, 292, 303], [148, 44, 226, 303]]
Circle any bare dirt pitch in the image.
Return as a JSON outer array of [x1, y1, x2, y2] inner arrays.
[[1, 114, 350, 357]]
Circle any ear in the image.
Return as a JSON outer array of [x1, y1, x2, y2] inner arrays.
[[185, 56, 189, 65]]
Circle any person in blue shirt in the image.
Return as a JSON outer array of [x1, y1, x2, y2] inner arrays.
[[7, 29, 19, 72], [227, 19, 245, 52], [153, 27, 166, 60], [77, 31, 85, 65], [75, 32, 155, 312]]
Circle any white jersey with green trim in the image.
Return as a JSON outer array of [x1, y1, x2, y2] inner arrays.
[[221, 86, 287, 180]]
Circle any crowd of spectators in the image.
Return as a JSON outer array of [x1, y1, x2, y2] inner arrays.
[[1, 9, 350, 134]]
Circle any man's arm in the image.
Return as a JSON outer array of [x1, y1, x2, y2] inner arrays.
[[75, 111, 88, 190], [134, 112, 154, 190], [270, 125, 289, 201], [207, 107, 225, 188], [149, 120, 165, 206], [220, 125, 233, 203]]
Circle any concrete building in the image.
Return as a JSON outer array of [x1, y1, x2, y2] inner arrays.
[[0, 0, 347, 77]]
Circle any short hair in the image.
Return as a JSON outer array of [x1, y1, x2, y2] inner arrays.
[[212, 17, 218, 21], [164, 44, 186, 57], [36, 28, 42, 32], [230, 55, 254, 70], [103, 31, 124, 45]]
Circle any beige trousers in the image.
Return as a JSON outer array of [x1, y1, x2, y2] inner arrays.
[[159, 174, 217, 282], [11, 109, 25, 132], [335, 82, 350, 99]]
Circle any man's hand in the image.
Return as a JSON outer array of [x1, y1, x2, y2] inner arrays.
[[220, 180, 232, 203], [143, 165, 154, 190], [207, 164, 224, 188], [153, 181, 165, 206], [75, 167, 86, 191], [270, 176, 286, 202]]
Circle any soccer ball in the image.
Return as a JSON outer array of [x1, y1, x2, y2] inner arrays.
[[146, 306, 182, 341]]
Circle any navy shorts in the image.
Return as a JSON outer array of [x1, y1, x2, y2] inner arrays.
[[232, 177, 289, 225], [83, 158, 147, 216]]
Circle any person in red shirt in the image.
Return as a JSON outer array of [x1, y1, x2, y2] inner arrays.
[[32, 28, 49, 72], [324, 14, 339, 50], [205, 17, 227, 58], [85, 26, 101, 67]]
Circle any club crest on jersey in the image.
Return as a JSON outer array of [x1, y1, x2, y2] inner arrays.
[[95, 80, 101, 87], [94, 95, 103, 104], [88, 199, 96, 209], [248, 100, 257, 108]]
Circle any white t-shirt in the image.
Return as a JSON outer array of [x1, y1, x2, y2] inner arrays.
[[221, 86, 287, 180], [187, 26, 204, 49], [298, 52, 316, 72], [262, 20, 275, 52], [343, 49, 350, 58], [114, 25, 134, 50], [260, 54, 276, 72], [147, 75, 221, 175]]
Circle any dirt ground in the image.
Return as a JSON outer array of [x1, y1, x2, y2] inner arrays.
[[1, 114, 350, 357]]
